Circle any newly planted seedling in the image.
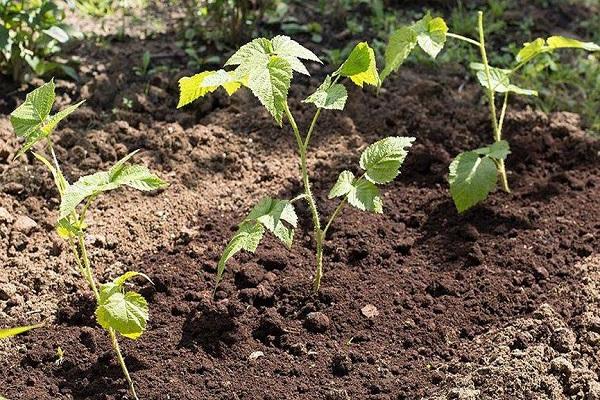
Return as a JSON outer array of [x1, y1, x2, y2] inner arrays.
[[380, 11, 599, 212], [178, 35, 414, 291], [10, 81, 167, 399]]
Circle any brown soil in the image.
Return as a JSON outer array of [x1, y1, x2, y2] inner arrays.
[[1, 2, 599, 400]]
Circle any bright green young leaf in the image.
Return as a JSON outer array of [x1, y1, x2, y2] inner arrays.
[[347, 180, 383, 213], [225, 38, 273, 67], [245, 56, 292, 126], [96, 284, 148, 340], [216, 221, 265, 287], [200, 69, 242, 95], [412, 13, 448, 59], [474, 140, 511, 160], [449, 151, 498, 213], [0, 323, 44, 339], [113, 271, 154, 287], [59, 152, 167, 219], [328, 170, 355, 199], [338, 42, 380, 87], [303, 75, 348, 110], [546, 36, 600, 52], [516, 38, 546, 62], [381, 26, 418, 82], [245, 197, 297, 248], [56, 217, 83, 239], [177, 71, 219, 108], [359, 136, 415, 184], [271, 35, 322, 75]]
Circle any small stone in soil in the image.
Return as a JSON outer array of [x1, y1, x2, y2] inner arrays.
[[13, 215, 37, 234], [0, 207, 13, 224], [361, 304, 379, 318], [550, 327, 577, 353], [248, 351, 264, 361], [304, 311, 330, 333]]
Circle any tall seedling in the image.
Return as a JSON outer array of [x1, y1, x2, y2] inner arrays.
[[380, 11, 600, 212], [10, 81, 167, 399], [178, 36, 414, 291]]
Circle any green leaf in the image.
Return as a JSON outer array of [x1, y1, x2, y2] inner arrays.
[[546, 36, 600, 52], [516, 38, 546, 62], [225, 38, 273, 67], [113, 271, 154, 287], [43, 26, 69, 43], [10, 80, 55, 138], [449, 151, 498, 213], [338, 42, 380, 87], [0, 323, 44, 339], [96, 284, 149, 340], [246, 197, 297, 248], [347, 180, 383, 213], [200, 69, 242, 95], [59, 152, 167, 219], [381, 26, 418, 82], [245, 56, 292, 126], [328, 170, 355, 199], [303, 75, 348, 110], [359, 136, 415, 184], [56, 217, 82, 239], [470, 63, 537, 96], [412, 13, 448, 59], [271, 35, 321, 75], [216, 222, 265, 287], [177, 71, 219, 108], [474, 140, 511, 160], [32, 151, 68, 195]]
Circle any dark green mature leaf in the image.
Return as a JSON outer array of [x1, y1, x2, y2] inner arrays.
[[474, 140, 511, 160], [328, 170, 355, 199], [303, 75, 348, 110], [412, 12, 448, 59], [449, 151, 498, 213], [347, 180, 383, 213], [360, 136, 415, 184], [246, 56, 292, 125], [96, 276, 149, 340], [338, 42, 380, 87], [59, 152, 167, 219], [381, 26, 417, 83]]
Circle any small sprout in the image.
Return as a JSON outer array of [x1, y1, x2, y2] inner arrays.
[[55, 346, 65, 366], [178, 36, 414, 291], [10, 81, 167, 400]]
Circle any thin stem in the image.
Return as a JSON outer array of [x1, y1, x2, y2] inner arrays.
[[110, 328, 139, 400], [497, 91, 509, 136], [303, 108, 322, 150], [447, 32, 480, 47], [323, 200, 345, 237], [477, 11, 510, 193], [283, 103, 324, 292]]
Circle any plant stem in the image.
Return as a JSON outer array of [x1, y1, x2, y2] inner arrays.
[[283, 103, 324, 292], [447, 32, 480, 47], [477, 11, 510, 193], [323, 200, 345, 236], [110, 328, 139, 400]]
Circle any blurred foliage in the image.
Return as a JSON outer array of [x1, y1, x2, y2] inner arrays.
[[0, 0, 80, 82]]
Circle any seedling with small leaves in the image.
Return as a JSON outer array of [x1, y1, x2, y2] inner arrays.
[[178, 35, 414, 291], [10, 80, 167, 399], [380, 11, 600, 212]]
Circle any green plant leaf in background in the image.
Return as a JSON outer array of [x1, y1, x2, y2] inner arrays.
[[303, 75, 348, 110], [470, 63, 538, 96], [412, 12, 448, 59], [337, 42, 380, 87], [0, 323, 43, 339], [381, 26, 417, 83]]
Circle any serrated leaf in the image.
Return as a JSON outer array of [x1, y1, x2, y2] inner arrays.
[[381, 26, 418, 82], [246, 197, 297, 248], [347, 180, 383, 213], [245, 56, 292, 126], [216, 222, 265, 287], [474, 140, 511, 160], [59, 152, 166, 219], [412, 13, 448, 59], [449, 151, 498, 213], [10, 80, 55, 137], [40, 100, 85, 136], [360, 136, 415, 184], [0, 323, 44, 339], [200, 69, 242, 95], [113, 271, 153, 287], [303, 75, 348, 110], [96, 284, 148, 340], [471, 63, 537, 96], [338, 42, 380, 87], [516, 38, 546, 62], [225, 38, 272, 67], [177, 71, 219, 108], [328, 170, 355, 199], [547, 36, 600, 52], [271, 35, 321, 75]]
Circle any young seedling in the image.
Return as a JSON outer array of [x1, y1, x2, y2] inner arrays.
[[380, 11, 600, 212], [178, 36, 414, 291], [10, 80, 167, 399]]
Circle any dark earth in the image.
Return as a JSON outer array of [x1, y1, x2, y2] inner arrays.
[[1, 1, 599, 399]]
